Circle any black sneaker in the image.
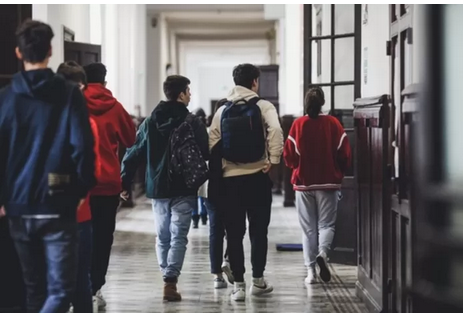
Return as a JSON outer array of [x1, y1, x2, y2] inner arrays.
[[316, 252, 331, 282]]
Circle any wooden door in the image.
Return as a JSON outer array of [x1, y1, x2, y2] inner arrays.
[[257, 65, 279, 114], [0, 6, 31, 311], [64, 41, 101, 66], [388, 5, 414, 313], [354, 95, 391, 313]]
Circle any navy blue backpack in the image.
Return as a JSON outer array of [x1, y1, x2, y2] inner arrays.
[[221, 97, 265, 163]]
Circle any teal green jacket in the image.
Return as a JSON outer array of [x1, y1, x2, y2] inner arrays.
[[120, 101, 209, 199]]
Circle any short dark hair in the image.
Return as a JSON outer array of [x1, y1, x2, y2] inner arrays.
[[304, 87, 325, 119], [163, 75, 190, 101], [84, 62, 107, 84], [16, 19, 54, 63], [233, 64, 260, 89], [57, 61, 87, 86]]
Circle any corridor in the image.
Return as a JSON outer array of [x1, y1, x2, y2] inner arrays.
[[102, 197, 367, 313]]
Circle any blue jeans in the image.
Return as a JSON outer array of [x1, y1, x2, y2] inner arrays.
[[9, 217, 78, 313], [206, 200, 228, 274], [73, 221, 93, 313], [152, 197, 195, 279], [192, 196, 207, 217]]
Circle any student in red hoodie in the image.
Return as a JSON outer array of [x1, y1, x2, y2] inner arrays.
[[57, 61, 102, 313], [283, 87, 351, 285], [83, 63, 136, 309]]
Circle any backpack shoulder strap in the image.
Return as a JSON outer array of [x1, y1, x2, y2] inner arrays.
[[247, 97, 263, 106]]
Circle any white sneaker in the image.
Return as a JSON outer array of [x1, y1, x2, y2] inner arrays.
[[93, 299, 99, 313], [316, 251, 331, 282], [222, 261, 234, 285], [93, 290, 107, 310], [304, 268, 318, 284], [231, 282, 246, 302], [250, 277, 273, 296], [214, 277, 228, 289]]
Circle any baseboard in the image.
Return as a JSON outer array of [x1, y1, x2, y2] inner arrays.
[[355, 281, 383, 313]]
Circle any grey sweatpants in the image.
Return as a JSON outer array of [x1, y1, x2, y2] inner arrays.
[[295, 190, 339, 269]]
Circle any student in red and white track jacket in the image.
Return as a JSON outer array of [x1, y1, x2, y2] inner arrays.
[[283, 87, 351, 285]]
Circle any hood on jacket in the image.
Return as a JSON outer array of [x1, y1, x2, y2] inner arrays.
[[11, 69, 66, 103], [227, 85, 258, 103], [84, 83, 117, 116], [150, 100, 189, 136]]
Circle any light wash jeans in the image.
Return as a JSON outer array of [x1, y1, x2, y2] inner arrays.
[[152, 196, 195, 278], [295, 190, 339, 269]]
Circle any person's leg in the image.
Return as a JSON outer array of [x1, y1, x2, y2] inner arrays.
[[316, 190, 339, 255], [73, 221, 93, 313], [90, 195, 119, 295], [246, 173, 272, 279], [315, 190, 339, 283], [199, 197, 208, 225], [222, 176, 247, 283], [40, 218, 79, 313], [9, 217, 47, 313], [206, 200, 224, 275], [151, 199, 171, 275], [295, 191, 319, 270], [164, 196, 195, 279]]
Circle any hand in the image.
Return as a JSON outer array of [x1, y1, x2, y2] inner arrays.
[[120, 191, 129, 201], [77, 199, 85, 210], [0, 206, 5, 219], [262, 163, 277, 174]]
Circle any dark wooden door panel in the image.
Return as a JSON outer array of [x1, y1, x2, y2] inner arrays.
[[64, 41, 101, 66]]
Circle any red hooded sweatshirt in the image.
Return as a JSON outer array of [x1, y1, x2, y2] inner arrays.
[[77, 118, 102, 222], [84, 83, 136, 196], [284, 114, 351, 191]]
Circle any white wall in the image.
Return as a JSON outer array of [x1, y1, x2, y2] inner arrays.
[[360, 4, 390, 98], [179, 40, 270, 114], [33, 4, 92, 71], [280, 4, 303, 115], [33, 4, 147, 116]]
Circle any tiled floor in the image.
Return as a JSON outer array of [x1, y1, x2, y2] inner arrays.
[[102, 197, 367, 313]]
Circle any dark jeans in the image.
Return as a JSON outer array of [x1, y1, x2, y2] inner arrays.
[[73, 221, 93, 313], [221, 172, 272, 282], [90, 195, 119, 294], [9, 217, 78, 313], [192, 197, 207, 217], [205, 200, 228, 274]]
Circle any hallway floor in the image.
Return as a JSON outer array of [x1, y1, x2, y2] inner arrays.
[[101, 197, 367, 313]]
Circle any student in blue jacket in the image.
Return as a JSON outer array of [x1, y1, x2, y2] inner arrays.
[[0, 20, 96, 313]]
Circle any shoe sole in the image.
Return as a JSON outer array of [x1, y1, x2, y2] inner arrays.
[[231, 294, 246, 302], [250, 286, 274, 296], [316, 256, 331, 282], [222, 265, 235, 285], [214, 283, 228, 289], [163, 297, 182, 302]]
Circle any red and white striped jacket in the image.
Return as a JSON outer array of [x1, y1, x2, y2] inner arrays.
[[283, 114, 351, 191]]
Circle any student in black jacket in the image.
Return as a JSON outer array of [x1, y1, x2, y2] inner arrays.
[[0, 20, 96, 313]]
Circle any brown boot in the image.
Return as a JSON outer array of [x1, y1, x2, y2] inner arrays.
[[163, 282, 182, 302]]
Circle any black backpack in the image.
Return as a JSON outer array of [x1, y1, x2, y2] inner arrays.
[[169, 114, 208, 190], [221, 97, 265, 163]]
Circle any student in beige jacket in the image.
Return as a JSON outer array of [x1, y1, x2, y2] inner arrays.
[[209, 63, 284, 302]]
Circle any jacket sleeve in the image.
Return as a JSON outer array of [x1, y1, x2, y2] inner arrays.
[[336, 124, 352, 175], [69, 86, 96, 199], [283, 121, 300, 169], [121, 118, 149, 191], [261, 101, 284, 164], [209, 107, 223, 152], [89, 118, 102, 179], [116, 102, 137, 148], [192, 117, 210, 161]]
